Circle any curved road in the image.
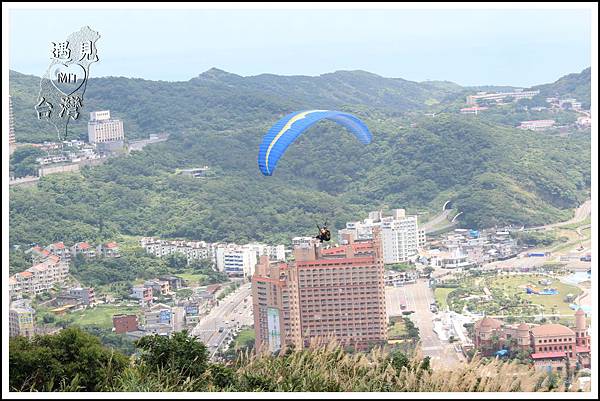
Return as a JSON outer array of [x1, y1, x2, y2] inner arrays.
[[525, 199, 591, 232], [421, 209, 456, 234]]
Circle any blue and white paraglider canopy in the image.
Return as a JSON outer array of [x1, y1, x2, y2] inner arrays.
[[257, 110, 373, 176]]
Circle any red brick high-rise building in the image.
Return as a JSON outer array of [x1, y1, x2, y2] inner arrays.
[[253, 228, 387, 352]]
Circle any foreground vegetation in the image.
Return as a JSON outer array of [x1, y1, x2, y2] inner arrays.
[[9, 327, 583, 392]]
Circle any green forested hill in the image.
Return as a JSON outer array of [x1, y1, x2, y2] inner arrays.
[[532, 67, 591, 109], [8, 68, 591, 246]]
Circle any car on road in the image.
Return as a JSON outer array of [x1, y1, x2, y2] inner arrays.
[[218, 327, 225, 333]]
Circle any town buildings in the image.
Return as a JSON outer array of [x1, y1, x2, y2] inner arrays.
[[384, 269, 418, 287], [71, 241, 97, 258], [252, 230, 387, 352], [9, 255, 69, 300], [140, 237, 286, 278], [131, 285, 153, 307], [177, 166, 210, 178], [144, 279, 171, 296], [518, 120, 556, 131], [45, 242, 71, 261], [141, 237, 214, 261], [429, 248, 475, 269], [460, 106, 488, 114], [216, 245, 258, 277], [143, 303, 174, 335], [339, 208, 424, 263], [466, 90, 540, 105], [472, 309, 591, 371], [87, 110, 125, 151], [9, 301, 35, 338], [98, 242, 121, 258], [69, 287, 96, 306]]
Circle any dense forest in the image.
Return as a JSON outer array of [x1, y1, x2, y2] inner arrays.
[[8, 68, 591, 247]]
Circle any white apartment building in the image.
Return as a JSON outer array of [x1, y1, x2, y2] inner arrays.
[[216, 245, 257, 277], [140, 237, 213, 262], [244, 243, 286, 262], [339, 208, 422, 264], [140, 237, 285, 277], [466, 90, 540, 105], [9, 255, 69, 299], [292, 237, 318, 247], [88, 110, 124, 144], [518, 120, 556, 131]]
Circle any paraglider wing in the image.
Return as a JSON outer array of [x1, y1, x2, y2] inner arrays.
[[258, 110, 372, 176]]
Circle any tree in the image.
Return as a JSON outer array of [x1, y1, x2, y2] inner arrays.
[[135, 330, 208, 379], [390, 349, 410, 372], [176, 288, 193, 300], [166, 253, 188, 272], [9, 145, 44, 178], [9, 327, 128, 391]]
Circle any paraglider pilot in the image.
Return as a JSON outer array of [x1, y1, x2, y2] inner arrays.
[[315, 221, 331, 243]]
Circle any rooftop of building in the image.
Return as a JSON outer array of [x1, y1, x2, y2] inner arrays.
[[475, 317, 503, 331], [9, 305, 35, 314], [531, 351, 566, 359], [530, 324, 575, 337]]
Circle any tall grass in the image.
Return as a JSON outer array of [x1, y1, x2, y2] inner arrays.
[[230, 339, 581, 392]]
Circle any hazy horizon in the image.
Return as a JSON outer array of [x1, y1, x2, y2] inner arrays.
[[9, 8, 592, 87], [8, 64, 591, 89]]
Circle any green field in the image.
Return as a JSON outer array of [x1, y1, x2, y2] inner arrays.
[[175, 272, 208, 286], [486, 274, 582, 315], [388, 320, 408, 340], [434, 287, 455, 310], [233, 328, 255, 350], [69, 305, 142, 329], [114, 234, 143, 251]]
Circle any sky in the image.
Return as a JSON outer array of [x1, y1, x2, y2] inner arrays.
[[8, 8, 592, 87]]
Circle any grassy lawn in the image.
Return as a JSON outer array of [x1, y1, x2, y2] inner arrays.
[[69, 305, 141, 329], [175, 272, 208, 286], [486, 274, 582, 315], [434, 287, 454, 310], [233, 328, 255, 350], [114, 234, 143, 252], [388, 321, 407, 340]]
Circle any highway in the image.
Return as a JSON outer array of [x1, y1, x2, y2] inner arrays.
[[190, 282, 253, 356]]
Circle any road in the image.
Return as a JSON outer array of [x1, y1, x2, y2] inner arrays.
[[421, 209, 456, 234], [190, 282, 253, 356], [525, 199, 591, 231], [387, 280, 462, 368]]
